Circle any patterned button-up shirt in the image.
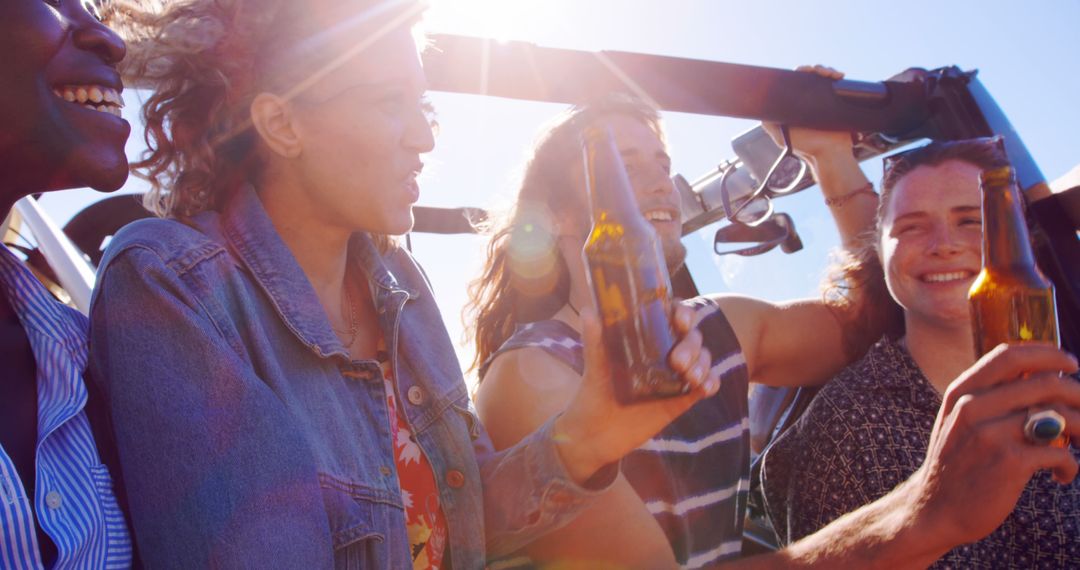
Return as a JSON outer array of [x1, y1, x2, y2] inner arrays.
[[762, 336, 1080, 569]]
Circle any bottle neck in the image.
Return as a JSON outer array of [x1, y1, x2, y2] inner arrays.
[[981, 168, 1037, 272], [584, 128, 647, 230]]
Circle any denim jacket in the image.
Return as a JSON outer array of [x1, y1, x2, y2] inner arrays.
[[88, 185, 611, 569]]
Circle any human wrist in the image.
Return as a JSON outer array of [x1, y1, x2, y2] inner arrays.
[[870, 477, 953, 568], [551, 412, 608, 485], [824, 181, 877, 208], [802, 144, 855, 169], [783, 476, 949, 569], [806, 149, 869, 195]]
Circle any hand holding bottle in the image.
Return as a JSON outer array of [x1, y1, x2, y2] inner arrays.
[[552, 302, 720, 485]]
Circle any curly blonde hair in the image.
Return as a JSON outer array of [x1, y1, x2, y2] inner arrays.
[[108, 0, 423, 220]]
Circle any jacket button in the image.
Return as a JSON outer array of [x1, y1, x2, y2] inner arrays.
[[446, 470, 465, 489], [407, 386, 425, 406]]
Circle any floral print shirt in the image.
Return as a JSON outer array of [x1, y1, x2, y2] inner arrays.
[[380, 348, 448, 569]]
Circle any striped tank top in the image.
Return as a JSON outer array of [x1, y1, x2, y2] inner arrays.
[[485, 299, 750, 568]]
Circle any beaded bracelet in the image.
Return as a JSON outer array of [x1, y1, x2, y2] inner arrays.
[[824, 181, 877, 207]]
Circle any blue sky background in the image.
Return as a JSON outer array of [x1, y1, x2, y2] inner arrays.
[[36, 0, 1080, 380]]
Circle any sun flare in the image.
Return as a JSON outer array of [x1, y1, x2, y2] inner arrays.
[[424, 0, 557, 42]]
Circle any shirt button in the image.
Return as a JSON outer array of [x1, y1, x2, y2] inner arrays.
[[446, 470, 465, 489], [45, 491, 62, 510], [406, 386, 425, 406]]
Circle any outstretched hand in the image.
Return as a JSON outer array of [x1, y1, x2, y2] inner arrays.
[[553, 302, 720, 485], [903, 343, 1080, 555]]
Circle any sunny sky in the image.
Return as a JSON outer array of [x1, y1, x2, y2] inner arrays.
[[34, 0, 1080, 381]]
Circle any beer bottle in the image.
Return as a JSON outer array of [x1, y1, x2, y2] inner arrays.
[[582, 127, 686, 404], [968, 159, 1066, 446]]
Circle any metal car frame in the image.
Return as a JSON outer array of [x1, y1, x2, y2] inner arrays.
[[419, 32, 1079, 354]]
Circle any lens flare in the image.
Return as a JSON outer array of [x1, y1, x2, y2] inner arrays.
[[424, 0, 556, 42], [508, 206, 561, 298]]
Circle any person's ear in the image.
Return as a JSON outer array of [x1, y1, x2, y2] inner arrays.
[[250, 93, 302, 159]]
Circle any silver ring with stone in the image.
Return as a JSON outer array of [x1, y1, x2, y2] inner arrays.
[[1023, 409, 1066, 445]]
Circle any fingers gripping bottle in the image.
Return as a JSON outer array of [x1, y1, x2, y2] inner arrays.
[[968, 152, 1067, 447], [582, 127, 687, 404]]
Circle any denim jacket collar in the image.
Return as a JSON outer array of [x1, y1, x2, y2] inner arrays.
[[348, 233, 418, 301], [221, 183, 346, 359]]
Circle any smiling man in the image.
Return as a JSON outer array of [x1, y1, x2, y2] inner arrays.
[[0, 1, 133, 568], [468, 91, 1080, 569], [465, 92, 882, 567]]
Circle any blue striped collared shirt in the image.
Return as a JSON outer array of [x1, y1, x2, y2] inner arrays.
[[0, 247, 132, 570]]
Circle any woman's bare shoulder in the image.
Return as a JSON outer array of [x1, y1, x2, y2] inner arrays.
[[475, 346, 582, 449]]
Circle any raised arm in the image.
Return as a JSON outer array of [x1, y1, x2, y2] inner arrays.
[[717, 67, 879, 388], [765, 65, 877, 251]]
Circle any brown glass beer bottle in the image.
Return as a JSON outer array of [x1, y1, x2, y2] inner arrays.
[[582, 127, 686, 404], [968, 159, 1067, 446]]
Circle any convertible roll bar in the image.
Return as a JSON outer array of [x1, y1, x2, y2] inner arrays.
[[423, 34, 930, 134], [422, 33, 1080, 354]]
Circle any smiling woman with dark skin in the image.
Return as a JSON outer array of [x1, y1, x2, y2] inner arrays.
[[0, 0, 133, 567]]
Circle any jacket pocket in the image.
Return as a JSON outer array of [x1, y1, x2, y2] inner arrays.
[[319, 474, 390, 570]]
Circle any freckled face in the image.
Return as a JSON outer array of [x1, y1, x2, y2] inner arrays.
[[879, 160, 984, 328], [0, 0, 129, 204]]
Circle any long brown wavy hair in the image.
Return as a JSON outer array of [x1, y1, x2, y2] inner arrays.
[[464, 95, 665, 377], [108, 0, 422, 239], [825, 138, 1007, 358]]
